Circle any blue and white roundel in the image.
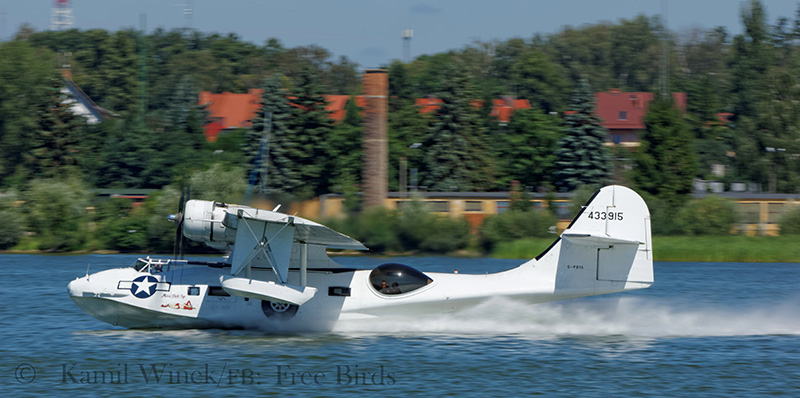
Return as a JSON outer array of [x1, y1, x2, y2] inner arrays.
[[130, 275, 158, 298]]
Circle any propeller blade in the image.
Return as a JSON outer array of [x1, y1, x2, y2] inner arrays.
[[179, 185, 190, 260]]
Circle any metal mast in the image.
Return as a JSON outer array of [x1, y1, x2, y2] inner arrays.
[[660, 0, 669, 99], [50, 0, 74, 31]]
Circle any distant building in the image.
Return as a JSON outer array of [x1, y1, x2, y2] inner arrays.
[[198, 89, 264, 142], [415, 95, 532, 125], [198, 91, 369, 142], [60, 70, 118, 124], [199, 90, 533, 142], [594, 89, 687, 147]]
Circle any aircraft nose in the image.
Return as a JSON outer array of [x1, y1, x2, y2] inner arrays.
[[67, 276, 87, 297]]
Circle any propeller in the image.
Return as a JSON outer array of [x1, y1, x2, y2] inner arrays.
[[168, 181, 190, 260]]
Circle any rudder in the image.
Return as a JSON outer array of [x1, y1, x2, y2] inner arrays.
[[537, 185, 653, 295]]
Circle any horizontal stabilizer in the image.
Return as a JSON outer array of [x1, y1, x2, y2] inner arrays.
[[561, 233, 643, 246], [220, 276, 317, 306]]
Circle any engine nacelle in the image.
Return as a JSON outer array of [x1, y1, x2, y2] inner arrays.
[[182, 200, 247, 249]]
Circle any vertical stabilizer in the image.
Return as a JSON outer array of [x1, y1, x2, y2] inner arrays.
[[535, 186, 653, 297]]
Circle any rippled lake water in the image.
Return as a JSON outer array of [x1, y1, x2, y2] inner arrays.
[[3, 254, 799, 396]]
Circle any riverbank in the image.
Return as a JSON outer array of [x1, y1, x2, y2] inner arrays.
[[493, 235, 800, 263], [5, 235, 800, 263]]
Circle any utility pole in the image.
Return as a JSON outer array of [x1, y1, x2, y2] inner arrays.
[[138, 14, 147, 126], [660, 0, 669, 100]]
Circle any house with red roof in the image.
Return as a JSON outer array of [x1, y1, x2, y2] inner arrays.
[[200, 91, 534, 142], [594, 89, 687, 147], [491, 97, 532, 125], [322, 95, 367, 122], [415, 95, 531, 124], [199, 91, 369, 142], [199, 89, 264, 142]]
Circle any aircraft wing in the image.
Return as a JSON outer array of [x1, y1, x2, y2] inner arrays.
[[226, 207, 365, 282], [223, 208, 366, 250]]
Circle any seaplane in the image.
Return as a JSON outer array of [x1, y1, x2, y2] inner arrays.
[[68, 185, 653, 332]]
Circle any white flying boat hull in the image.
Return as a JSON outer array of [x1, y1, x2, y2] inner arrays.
[[68, 185, 654, 332]]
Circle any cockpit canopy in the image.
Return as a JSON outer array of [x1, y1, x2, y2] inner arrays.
[[369, 263, 433, 295]]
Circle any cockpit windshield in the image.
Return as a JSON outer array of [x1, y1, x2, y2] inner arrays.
[[131, 257, 170, 273], [369, 263, 433, 295], [132, 259, 149, 272]]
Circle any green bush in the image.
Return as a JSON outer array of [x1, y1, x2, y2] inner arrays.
[[779, 205, 800, 235], [0, 192, 23, 249], [479, 208, 557, 251], [22, 178, 91, 251], [94, 199, 150, 252], [189, 163, 247, 203], [352, 207, 402, 253], [326, 200, 471, 254], [676, 195, 736, 235], [416, 215, 471, 253]]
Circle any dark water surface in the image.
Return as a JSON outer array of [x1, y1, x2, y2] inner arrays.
[[2, 254, 799, 396]]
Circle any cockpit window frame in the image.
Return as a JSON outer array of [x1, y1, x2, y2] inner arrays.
[[369, 263, 434, 296]]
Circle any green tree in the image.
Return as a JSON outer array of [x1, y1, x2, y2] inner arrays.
[[282, 66, 334, 198], [729, 0, 773, 121], [244, 74, 292, 194], [510, 48, 568, 113], [609, 15, 661, 91], [327, 96, 363, 197], [0, 40, 57, 187], [422, 66, 494, 191], [553, 78, 611, 192], [26, 77, 87, 180], [633, 99, 696, 208], [388, 98, 430, 191], [495, 108, 561, 189], [189, 163, 247, 203]]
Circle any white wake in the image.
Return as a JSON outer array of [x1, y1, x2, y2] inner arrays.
[[333, 296, 800, 338]]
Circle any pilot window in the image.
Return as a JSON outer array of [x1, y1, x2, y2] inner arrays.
[[188, 287, 200, 296], [207, 286, 231, 297], [369, 263, 433, 295], [132, 259, 148, 272]]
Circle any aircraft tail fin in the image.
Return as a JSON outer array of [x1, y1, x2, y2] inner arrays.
[[534, 185, 653, 295]]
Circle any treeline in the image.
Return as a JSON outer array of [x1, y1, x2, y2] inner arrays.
[[2, 0, 800, 252]]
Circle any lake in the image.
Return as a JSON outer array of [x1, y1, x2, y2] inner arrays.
[[3, 254, 799, 396]]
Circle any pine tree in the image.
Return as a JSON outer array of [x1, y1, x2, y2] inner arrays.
[[245, 74, 293, 195], [553, 78, 611, 192], [422, 66, 494, 191]]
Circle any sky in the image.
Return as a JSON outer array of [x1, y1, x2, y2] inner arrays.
[[1, 0, 797, 69]]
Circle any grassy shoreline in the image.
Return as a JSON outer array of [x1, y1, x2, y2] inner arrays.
[[493, 235, 800, 263], [5, 235, 800, 263]]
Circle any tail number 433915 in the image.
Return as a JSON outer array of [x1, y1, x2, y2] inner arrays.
[[587, 211, 623, 221]]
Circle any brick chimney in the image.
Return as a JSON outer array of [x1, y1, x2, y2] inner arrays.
[[362, 69, 388, 208]]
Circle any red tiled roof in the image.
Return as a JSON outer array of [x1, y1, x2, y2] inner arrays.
[[416, 96, 531, 123], [490, 98, 531, 123], [200, 91, 367, 141], [199, 89, 264, 136], [415, 97, 444, 114], [594, 90, 687, 131], [325, 95, 367, 123]]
